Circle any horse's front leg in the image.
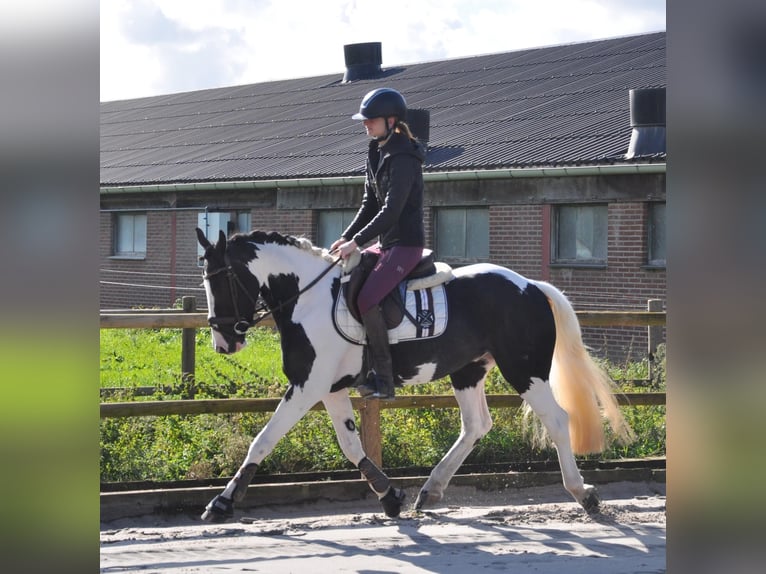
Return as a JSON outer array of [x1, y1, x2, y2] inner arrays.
[[201, 386, 321, 523], [322, 388, 406, 518]]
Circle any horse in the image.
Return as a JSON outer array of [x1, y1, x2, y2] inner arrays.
[[195, 228, 634, 523]]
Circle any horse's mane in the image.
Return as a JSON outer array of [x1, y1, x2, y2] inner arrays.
[[236, 230, 336, 263]]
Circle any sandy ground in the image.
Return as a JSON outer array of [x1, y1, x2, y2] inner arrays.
[[100, 480, 665, 573]]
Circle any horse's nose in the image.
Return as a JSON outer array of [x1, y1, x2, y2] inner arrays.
[[214, 341, 245, 354]]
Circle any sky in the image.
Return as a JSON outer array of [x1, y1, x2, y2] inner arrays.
[[101, 0, 665, 102]]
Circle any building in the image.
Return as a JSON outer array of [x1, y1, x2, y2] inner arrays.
[[100, 31, 666, 361]]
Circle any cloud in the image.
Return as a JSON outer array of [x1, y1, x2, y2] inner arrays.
[[100, 0, 665, 101], [101, 0, 251, 99], [119, 0, 188, 44]]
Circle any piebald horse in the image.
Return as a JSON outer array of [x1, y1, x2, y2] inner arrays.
[[196, 228, 633, 522]]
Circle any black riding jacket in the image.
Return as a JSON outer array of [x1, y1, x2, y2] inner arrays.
[[342, 131, 426, 249]]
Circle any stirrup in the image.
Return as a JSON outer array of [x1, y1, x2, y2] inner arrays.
[[358, 372, 395, 400]]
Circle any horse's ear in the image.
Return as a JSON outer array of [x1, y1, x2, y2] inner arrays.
[[215, 229, 227, 256], [196, 227, 211, 249]]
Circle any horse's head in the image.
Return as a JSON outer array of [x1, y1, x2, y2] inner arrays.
[[196, 228, 260, 354]]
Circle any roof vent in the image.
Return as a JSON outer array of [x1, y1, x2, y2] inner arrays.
[[406, 108, 431, 147], [343, 42, 382, 83], [626, 87, 666, 158]]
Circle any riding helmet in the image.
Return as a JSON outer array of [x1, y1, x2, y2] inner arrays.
[[352, 88, 407, 120]]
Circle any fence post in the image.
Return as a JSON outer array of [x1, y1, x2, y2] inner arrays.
[[647, 298, 662, 380], [181, 296, 197, 393], [358, 400, 382, 468], [647, 299, 662, 356]]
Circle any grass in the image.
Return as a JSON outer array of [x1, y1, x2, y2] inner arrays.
[[100, 327, 666, 483]]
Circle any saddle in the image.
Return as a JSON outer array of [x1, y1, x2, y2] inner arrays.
[[342, 249, 452, 329]]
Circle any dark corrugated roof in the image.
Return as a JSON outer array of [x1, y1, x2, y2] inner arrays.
[[101, 32, 665, 186]]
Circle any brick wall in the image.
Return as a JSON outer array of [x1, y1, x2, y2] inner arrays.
[[547, 202, 666, 362], [100, 208, 317, 310], [100, 210, 206, 309], [255, 208, 314, 239], [100, 188, 665, 362], [489, 204, 544, 279]]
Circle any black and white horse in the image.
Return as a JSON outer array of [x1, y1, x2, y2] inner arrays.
[[196, 228, 633, 523]]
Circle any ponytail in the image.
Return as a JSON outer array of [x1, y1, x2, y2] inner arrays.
[[394, 120, 418, 142]]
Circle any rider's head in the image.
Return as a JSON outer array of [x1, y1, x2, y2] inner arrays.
[[352, 88, 409, 141]]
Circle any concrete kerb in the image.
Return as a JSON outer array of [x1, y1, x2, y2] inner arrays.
[[100, 467, 666, 522]]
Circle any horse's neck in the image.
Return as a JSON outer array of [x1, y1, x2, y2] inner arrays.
[[248, 244, 338, 294]]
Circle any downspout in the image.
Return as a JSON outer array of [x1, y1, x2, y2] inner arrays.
[[100, 163, 666, 194], [170, 210, 177, 304]]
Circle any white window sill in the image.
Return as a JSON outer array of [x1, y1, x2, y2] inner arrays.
[[109, 254, 146, 261]]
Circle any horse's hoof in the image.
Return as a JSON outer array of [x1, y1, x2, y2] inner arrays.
[[380, 487, 406, 518], [414, 488, 442, 510], [201, 494, 234, 523], [414, 490, 427, 510], [580, 488, 601, 514]]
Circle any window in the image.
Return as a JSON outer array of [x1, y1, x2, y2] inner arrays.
[[435, 207, 489, 263], [552, 204, 607, 264], [113, 213, 147, 257], [317, 209, 358, 248], [197, 211, 251, 262], [648, 202, 666, 267]]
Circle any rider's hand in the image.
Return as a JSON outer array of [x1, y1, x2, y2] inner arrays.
[[337, 240, 358, 259], [329, 238, 345, 253]]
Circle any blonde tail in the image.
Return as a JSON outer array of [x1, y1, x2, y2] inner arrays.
[[527, 281, 635, 454]]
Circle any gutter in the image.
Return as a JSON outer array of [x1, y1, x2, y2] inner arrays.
[[100, 163, 666, 194]]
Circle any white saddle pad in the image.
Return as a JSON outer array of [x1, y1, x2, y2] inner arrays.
[[333, 284, 448, 345]]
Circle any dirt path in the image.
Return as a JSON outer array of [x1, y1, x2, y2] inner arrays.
[[100, 480, 665, 573]]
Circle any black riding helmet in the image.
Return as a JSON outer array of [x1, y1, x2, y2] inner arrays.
[[352, 88, 407, 121]]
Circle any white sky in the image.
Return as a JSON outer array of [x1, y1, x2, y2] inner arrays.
[[100, 0, 665, 102]]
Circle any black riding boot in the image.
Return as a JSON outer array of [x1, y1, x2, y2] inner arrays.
[[357, 305, 395, 400]]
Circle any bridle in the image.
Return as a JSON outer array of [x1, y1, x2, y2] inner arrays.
[[203, 260, 262, 335], [203, 253, 343, 335]]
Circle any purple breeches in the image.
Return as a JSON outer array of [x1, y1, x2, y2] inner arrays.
[[357, 244, 424, 314]]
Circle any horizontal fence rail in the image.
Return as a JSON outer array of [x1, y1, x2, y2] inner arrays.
[[99, 310, 665, 329], [100, 393, 666, 419], [100, 299, 666, 468]]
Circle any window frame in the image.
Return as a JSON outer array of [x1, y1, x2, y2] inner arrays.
[[112, 212, 147, 259], [317, 209, 359, 249], [550, 203, 608, 267], [197, 210, 251, 264], [646, 201, 666, 268], [434, 206, 489, 265]]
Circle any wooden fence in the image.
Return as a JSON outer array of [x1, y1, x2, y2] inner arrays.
[[100, 297, 666, 467]]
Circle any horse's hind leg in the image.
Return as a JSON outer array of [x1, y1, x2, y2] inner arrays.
[[322, 389, 405, 518], [415, 359, 494, 510], [521, 378, 600, 512]]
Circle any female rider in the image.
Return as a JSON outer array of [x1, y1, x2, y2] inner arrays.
[[330, 88, 426, 400]]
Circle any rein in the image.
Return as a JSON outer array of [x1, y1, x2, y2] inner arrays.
[[204, 253, 343, 334]]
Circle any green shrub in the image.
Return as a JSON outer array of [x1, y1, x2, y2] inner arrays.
[[100, 327, 665, 483]]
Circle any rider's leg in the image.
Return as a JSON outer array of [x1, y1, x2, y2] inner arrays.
[[358, 304, 395, 398], [356, 245, 422, 399]]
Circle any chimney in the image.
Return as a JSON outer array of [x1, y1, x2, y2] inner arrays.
[[342, 42, 382, 83], [626, 87, 666, 158], [406, 108, 431, 147]]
